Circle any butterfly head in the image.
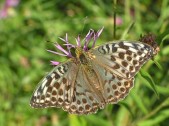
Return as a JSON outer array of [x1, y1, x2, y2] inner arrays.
[[139, 33, 160, 56], [75, 47, 83, 58]]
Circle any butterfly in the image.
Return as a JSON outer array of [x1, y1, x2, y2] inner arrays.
[[30, 28, 159, 114]]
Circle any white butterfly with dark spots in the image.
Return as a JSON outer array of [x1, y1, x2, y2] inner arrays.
[[30, 28, 160, 114]]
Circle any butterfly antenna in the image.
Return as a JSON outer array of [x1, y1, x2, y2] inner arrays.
[[80, 16, 89, 43], [80, 16, 88, 36]]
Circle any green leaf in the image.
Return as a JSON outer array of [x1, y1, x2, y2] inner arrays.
[[130, 90, 148, 114], [152, 60, 163, 71], [120, 21, 135, 39], [119, 102, 134, 119], [138, 109, 169, 126], [139, 69, 159, 98], [69, 115, 81, 126], [161, 34, 169, 48], [85, 115, 111, 126]]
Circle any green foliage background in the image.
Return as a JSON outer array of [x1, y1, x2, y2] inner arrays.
[[0, 0, 169, 126]]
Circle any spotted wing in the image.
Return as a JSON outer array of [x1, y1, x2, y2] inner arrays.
[[90, 41, 154, 79], [30, 60, 103, 114], [62, 66, 106, 114], [90, 62, 134, 104], [30, 60, 79, 109], [88, 41, 155, 104]]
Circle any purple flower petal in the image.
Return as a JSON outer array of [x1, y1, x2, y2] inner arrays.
[[58, 34, 73, 57], [50, 61, 60, 65], [63, 43, 75, 47], [47, 49, 67, 56], [0, 8, 8, 18], [92, 27, 104, 48], [6, 0, 20, 7], [65, 33, 68, 43], [75, 35, 81, 47], [58, 37, 66, 42], [83, 29, 94, 51], [54, 43, 69, 56], [96, 27, 104, 37]]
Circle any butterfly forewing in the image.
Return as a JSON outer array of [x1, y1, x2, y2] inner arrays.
[[87, 40, 155, 104], [90, 41, 154, 79], [30, 60, 79, 108]]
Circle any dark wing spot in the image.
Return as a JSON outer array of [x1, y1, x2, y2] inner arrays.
[[82, 98, 87, 104], [126, 50, 132, 55], [54, 82, 60, 89], [117, 82, 121, 86], [129, 66, 134, 71], [41, 95, 45, 100], [85, 104, 91, 110], [51, 97, 56, 102], [52, 90, 57, 96], [112, 84, 117, 89], [46, 75, 52, 87], [47, 86, 52, 93], [89, 96, 94, 101], [133, 60, 138, 65], [119, 42, 129, 50], [111, 56, 116, 61], [53, 72, 60, 79], [112, 46, 117, 52], [122, 61, 128, 67], [120, 87, 125, 93], [118, 52, 125, 59], [127, 56, 132, 61], [58, 89, 63, 95], [58, 98, 63, 103], [113, 64, 120, 69], [58, 67, 64, 74], [114, 91, 119, 96], [106, 44, 110, 53], [138, 51, 142, 55], [62, 77, 67, 84]]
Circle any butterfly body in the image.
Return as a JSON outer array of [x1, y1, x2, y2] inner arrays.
[[74, 48, 105, 102], [30, 39, 159, 114]]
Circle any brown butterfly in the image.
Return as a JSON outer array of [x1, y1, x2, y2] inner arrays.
[[30, 28, 159, 114]]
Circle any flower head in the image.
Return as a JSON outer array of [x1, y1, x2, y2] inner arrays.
[[48, 27, 104, 65]]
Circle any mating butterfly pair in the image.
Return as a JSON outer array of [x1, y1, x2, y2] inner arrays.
[[30, 28, 159, 114]]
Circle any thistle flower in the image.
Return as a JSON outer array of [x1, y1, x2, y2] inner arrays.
[[47, 27, 104, 65]]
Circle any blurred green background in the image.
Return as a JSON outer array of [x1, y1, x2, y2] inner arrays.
[[0, 0, 169, 126]]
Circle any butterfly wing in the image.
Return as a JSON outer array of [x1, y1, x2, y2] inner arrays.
[[62, 66, 105, 114], [30, 60, 103, 114], [90, 62, 134, 104], [90, 41, 154, 79], [88, 41, 155, 103], [30, 60, 79, 109]]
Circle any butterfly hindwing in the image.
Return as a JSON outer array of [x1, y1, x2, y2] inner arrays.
[[90, 41, 154, 79], [91, 62, 134, 104], [63, 67, 105, 114]]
